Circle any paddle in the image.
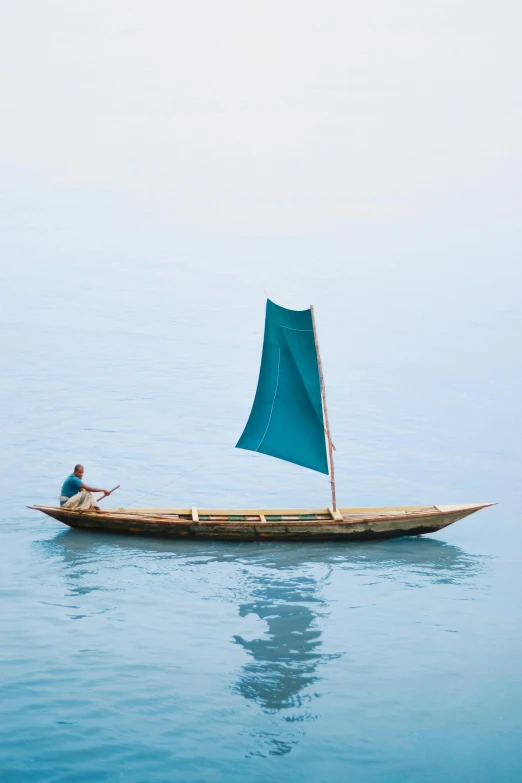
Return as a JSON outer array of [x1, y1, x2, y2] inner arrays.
[[97, 485, 120, 503]]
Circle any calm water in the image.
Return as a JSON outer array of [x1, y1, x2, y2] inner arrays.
[[1, 229, 522, 781]]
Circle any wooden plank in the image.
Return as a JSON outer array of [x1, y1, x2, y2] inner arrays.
[[196, 508, 331, 516], [127, 508, 192, 514], [338, 506, 426, 514], [33, 504, 432, 515], [191, 507, 199, 522], [126, 505, 430, 515], [435, 503, 495, 513], [328, 506, 344, 521], [125, 507, 333, 515]]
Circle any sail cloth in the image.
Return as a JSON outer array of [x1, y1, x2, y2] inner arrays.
[[236, 300, 329, 474]]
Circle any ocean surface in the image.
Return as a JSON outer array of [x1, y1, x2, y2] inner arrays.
[[1, 219, 522, 782]]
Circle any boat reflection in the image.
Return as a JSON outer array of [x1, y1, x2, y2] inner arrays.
[[40, 531, 485, 755], [43, 531, 484, 577]]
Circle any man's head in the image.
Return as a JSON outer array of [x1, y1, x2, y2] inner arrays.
[[74, 464, 84, 478]]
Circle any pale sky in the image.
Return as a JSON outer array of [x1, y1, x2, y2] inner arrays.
[[2, 0, 521, 233]]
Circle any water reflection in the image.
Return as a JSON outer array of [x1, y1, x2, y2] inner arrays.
[[42, 531, 485, 578], [39, 531, 486, 756], [232, 569, 332, 712], [228, 538, 485, 756]]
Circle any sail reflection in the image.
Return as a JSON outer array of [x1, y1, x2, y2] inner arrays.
[[233, 569, 333, 712]]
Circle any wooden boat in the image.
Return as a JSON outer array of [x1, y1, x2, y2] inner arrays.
[[31, 300, 494, 541], [30, 503, 494, 541]]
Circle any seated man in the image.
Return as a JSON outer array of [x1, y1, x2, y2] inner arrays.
[[60, 464, 109, 511]]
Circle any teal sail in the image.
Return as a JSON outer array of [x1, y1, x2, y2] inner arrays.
[[236, 300, 329, 474]]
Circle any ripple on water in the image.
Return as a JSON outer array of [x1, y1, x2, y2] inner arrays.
[[0, 522, 519, 782]]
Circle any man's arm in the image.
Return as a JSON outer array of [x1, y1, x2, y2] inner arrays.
[[80, 483, 109, 496]]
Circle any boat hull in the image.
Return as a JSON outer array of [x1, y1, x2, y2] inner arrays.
[[29, 504, 493, 542]]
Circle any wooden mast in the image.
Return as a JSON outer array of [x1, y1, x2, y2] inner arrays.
[[310, 305, 337, 512]]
